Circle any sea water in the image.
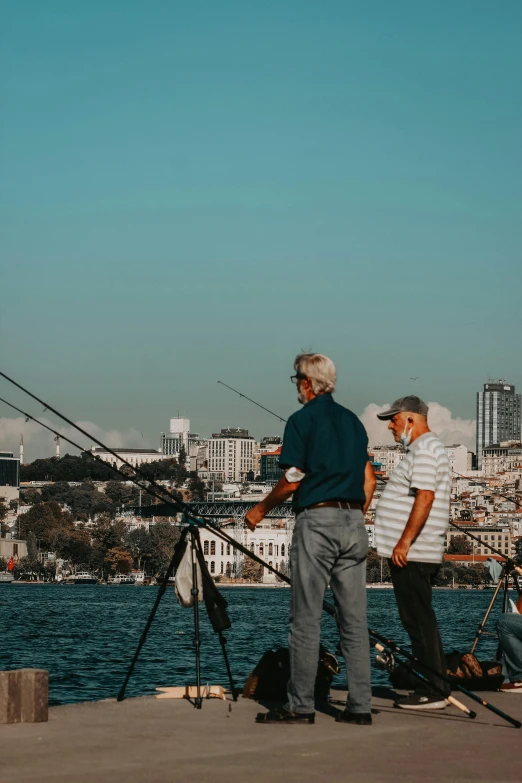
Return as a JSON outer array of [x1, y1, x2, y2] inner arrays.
[[0, 585, 505, 705]]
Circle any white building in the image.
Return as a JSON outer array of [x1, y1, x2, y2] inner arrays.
[[445, 445, 472, 476], [207, 428, 256, 482], [370, 446, 406, 477], [199, 521, 292, 582], [161, 417, 190, 457], [446, 524, 511, 558], [91, 447, 162, 470], [482, 442, 522, 477]]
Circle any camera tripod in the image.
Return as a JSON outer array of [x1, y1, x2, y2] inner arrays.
[[471, 560, 522, 654], [118, 522, 238, 708]]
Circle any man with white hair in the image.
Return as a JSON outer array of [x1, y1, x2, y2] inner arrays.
[[374, 396, 451, 710], [245, 353, 376, 725]]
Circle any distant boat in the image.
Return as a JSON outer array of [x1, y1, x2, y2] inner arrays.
[[107, 575, 136, 585], [73, 571, 99, 585], [0, 573, 14, 584]]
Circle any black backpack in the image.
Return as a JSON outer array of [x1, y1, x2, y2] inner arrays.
[[243, 645, 339, 703]]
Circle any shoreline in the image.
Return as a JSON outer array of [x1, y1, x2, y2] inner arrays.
[[6, 581, 501, 589]]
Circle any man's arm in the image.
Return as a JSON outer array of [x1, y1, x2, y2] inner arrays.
[[245, 475, 300, 531], [391, 489, 435, 567], [363, 460, 376, 514]]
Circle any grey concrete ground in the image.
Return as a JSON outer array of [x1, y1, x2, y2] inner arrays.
[[2, 689, 521, 783]]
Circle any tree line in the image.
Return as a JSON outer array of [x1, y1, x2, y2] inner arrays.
[[20, 452, 187, 483], [9, 498, 181, 580]]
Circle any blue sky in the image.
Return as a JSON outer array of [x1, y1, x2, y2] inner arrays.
[[1, 1, 521, 457]]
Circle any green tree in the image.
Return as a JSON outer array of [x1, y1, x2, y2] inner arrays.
[[20, 488, 41, 505], [460, 563, 487, 586], [242, 558, 263, 582], [433, 561, 461, 586], [104, 481, 136, 507], [19, 501, 75, 550], [149, 522, 180, 575], [20, 453, 122, 483], [0, 557, 8, 571], [366, 548, 390, 583], [125, 527, 152, 569], [105, 546, 134, 574], [13, 557, 55, 582], [447, 535, 472, 555], [0, 499, 8, 537], [187, 475, 206, 501], [91, 514, 126, 552], [275, 559, 289, 583], [26, 531, 39, 562], [178, 446, 187, 471], [56, 527, 94, 567]]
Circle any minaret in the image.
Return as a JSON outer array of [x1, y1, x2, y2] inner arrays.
[[19, 435, 24, 465], [54, 435, 60, 458]]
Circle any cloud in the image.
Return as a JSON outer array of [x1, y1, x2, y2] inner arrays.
[[0, 416, 153, 462], [359, 402, 476, 451]]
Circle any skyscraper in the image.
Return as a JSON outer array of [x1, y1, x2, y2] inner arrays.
[[476, 380, 521, 468]]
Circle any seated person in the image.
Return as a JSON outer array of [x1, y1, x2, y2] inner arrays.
[[497, 594, 522, 693]]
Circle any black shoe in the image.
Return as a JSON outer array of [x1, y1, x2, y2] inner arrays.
[[255, 705, 315, 724], [394, 693, 449, 711], [335, 710, 372, 725]]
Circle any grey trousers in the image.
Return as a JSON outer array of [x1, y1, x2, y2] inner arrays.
[[286, 506, 372, 714], [497, 613, 522, 683]]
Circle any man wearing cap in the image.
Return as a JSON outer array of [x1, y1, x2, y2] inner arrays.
[[374, 396, 451, 710]]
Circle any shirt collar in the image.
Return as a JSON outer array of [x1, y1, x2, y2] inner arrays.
[[407, 432, 431, 452], [306, 393, 333, 407]]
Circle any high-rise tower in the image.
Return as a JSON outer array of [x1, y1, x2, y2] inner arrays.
[[476, 380, 521, 468]]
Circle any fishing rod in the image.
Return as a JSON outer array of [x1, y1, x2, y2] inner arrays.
[[370, 628, 521, 729], [217, 380, 522, 572], [3, 374, 520, 725], [217, 381, 288, 423]]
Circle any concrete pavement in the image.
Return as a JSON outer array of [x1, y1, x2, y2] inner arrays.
[[2, 688, 521, 783]]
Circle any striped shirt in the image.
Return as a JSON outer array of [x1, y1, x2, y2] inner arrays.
[[374, 432, 451, 563]]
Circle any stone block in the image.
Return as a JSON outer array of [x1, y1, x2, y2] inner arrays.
[[0, 669, 48, 723]]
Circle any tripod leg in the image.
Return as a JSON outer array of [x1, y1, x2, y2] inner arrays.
[[502, 573, 510, 613], [117, 549, 177, 701], [191, 532, 202, 709], [470, 566, 506, 654], [218, 631, 238, 702]]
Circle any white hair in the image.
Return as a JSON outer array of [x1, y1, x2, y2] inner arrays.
[[294, 353, 336, 395]]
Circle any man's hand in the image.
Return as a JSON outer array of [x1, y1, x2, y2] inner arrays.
[[245, 505, 265, 532], [244, 474, 300, 532], [392, 538, 411, 568], [391, 489, 435, 568]]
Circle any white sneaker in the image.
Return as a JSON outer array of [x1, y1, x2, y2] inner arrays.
[[395, 693, 449, 710]]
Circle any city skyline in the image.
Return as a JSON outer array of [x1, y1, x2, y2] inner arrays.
[[1, 386, 516, 463]]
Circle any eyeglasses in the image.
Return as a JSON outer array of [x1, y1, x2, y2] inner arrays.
[[290, 374, 306, 384]]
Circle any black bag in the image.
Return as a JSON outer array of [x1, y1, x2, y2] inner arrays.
[[243, 645, 339, 703]]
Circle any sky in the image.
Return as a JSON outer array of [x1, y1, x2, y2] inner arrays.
[[1, 1, 521, 460]]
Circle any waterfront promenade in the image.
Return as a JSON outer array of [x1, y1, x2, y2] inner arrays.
[[3, 688, 521, 783]]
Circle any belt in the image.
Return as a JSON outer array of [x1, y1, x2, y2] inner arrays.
[[303, 501, 364, 511]]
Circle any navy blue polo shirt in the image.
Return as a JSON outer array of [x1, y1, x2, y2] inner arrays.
[[279, 393, 369, 511]]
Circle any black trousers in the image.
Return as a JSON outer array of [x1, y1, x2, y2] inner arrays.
[[389, 560, 450, 697]]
